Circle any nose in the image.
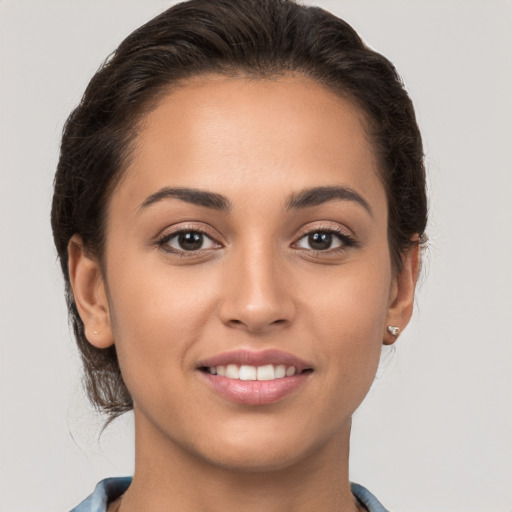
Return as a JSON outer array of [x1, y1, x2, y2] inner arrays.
[[218, 243, 296, 334]]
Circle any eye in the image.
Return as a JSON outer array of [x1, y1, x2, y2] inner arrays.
[[159, 230, 220, 253], [295, 229, 355, 252]]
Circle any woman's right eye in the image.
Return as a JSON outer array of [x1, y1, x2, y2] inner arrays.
[[159, 230, 220, 253]]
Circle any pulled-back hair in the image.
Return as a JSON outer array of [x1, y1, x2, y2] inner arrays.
[[51, 0, 427, 422]]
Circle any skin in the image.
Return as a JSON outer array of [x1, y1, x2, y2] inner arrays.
[[68, 74, 419, 512]]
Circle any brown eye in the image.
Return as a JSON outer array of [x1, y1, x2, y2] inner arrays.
[[162, 230, 219, 252], [308, 232, 334, 250], [297, 231, 343, 251], [178, 232, 204, 250]]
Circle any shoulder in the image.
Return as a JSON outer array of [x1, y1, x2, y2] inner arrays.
[[351, 482, 391, 512], [69, 477, 132, 512]]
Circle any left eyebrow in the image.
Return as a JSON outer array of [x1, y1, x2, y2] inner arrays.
[[285, 185, 373, 217]]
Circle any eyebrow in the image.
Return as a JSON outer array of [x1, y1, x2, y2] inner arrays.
[[138, 184, 372, 216], [138, 187, 231, 212], [286, 186, 372, 216]]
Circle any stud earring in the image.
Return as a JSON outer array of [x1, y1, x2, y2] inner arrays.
[[387, 325, 400, 336], [93, 331, 99, 335]]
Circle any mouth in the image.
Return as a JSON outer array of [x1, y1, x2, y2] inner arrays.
[[197, 349, 314, 405], [198, 363, 313, 381]]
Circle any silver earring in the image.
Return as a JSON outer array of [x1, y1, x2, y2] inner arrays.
[[387, 325, 400, 336]]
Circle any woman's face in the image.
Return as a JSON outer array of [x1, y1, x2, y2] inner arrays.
[[73, 74, 417, 471]]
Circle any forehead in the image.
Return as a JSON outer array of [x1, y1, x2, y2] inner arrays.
[[115, 74, 385, 215]]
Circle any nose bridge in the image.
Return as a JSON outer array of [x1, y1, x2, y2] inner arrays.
[[219, 233, 294, 332]]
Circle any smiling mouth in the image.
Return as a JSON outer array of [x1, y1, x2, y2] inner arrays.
[[197, 349, 314, 404], [199, 364, 313, 381]]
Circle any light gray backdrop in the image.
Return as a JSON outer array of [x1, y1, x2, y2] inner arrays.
[[1, 1, 511, 511]]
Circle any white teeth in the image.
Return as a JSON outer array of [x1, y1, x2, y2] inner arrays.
[[256, 364, 275, 381], [225, 364, 239, 379], [239, 365, 257, 380], [275, 364, 286, 378], [206, 364, 300, 381], [285, 366, 296, 377]]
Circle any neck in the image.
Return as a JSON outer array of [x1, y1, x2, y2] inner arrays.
[[119, 409, 360, 512]]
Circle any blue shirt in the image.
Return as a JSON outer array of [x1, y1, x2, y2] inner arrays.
[[70, 477, 390, 511]]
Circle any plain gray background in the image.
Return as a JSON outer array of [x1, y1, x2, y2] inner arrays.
[[1, 1, 511, 511]]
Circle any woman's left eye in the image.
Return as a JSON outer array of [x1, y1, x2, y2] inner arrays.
[[160, 230, 219, 253], [295, 230, 353, 252]]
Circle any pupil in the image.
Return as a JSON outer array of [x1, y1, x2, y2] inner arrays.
[[309, 232, 332, 250], [178, 232, 203, 250]]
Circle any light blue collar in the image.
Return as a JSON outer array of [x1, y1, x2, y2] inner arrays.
[[70, 477, 390, 512]]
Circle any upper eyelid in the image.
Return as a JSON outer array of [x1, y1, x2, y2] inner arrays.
[[294, 223, 353, 239], [158, 224, 221, 242], [293, 229, 352, 247]]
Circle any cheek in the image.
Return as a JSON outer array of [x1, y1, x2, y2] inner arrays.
[[306, 259, 391, 340], [105, 265, 218, 395], [304, 260, 392, 390]]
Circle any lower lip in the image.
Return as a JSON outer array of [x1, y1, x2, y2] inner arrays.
[[198, 371, 311, 405]]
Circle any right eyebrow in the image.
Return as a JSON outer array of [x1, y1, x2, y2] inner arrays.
[[137, 187, 232, 213]]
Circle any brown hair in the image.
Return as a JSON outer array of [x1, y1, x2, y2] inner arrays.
[[51, 0, 427, 422]]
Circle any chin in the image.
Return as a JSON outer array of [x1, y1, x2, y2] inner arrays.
[[198, 443, 311, 474], [188, 421, 342, 474]]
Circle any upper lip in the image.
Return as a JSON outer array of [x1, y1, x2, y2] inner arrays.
[[197, 349, 313, 373]]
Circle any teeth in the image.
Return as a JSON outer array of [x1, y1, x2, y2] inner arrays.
[[206, 364, 299, 381], [275, 365, 286, 378], [225, 364, 239, 379], [239, 365, 257, 380], [257, 364, 275, 381]]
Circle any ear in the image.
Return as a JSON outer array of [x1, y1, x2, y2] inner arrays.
[[384, 239, 421, 345], [68, 234, 114, 349]]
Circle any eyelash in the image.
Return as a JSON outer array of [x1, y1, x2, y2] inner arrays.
[[293, 226, 357, 255], [156, 226, 357, 258], [157, 227, 220, 258]]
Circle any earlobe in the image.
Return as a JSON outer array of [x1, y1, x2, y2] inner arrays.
[[68, 235, 114, 349], [384, 240, 421, 345]]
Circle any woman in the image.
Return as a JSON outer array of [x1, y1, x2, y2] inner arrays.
[[51, 0, 426, 510]]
